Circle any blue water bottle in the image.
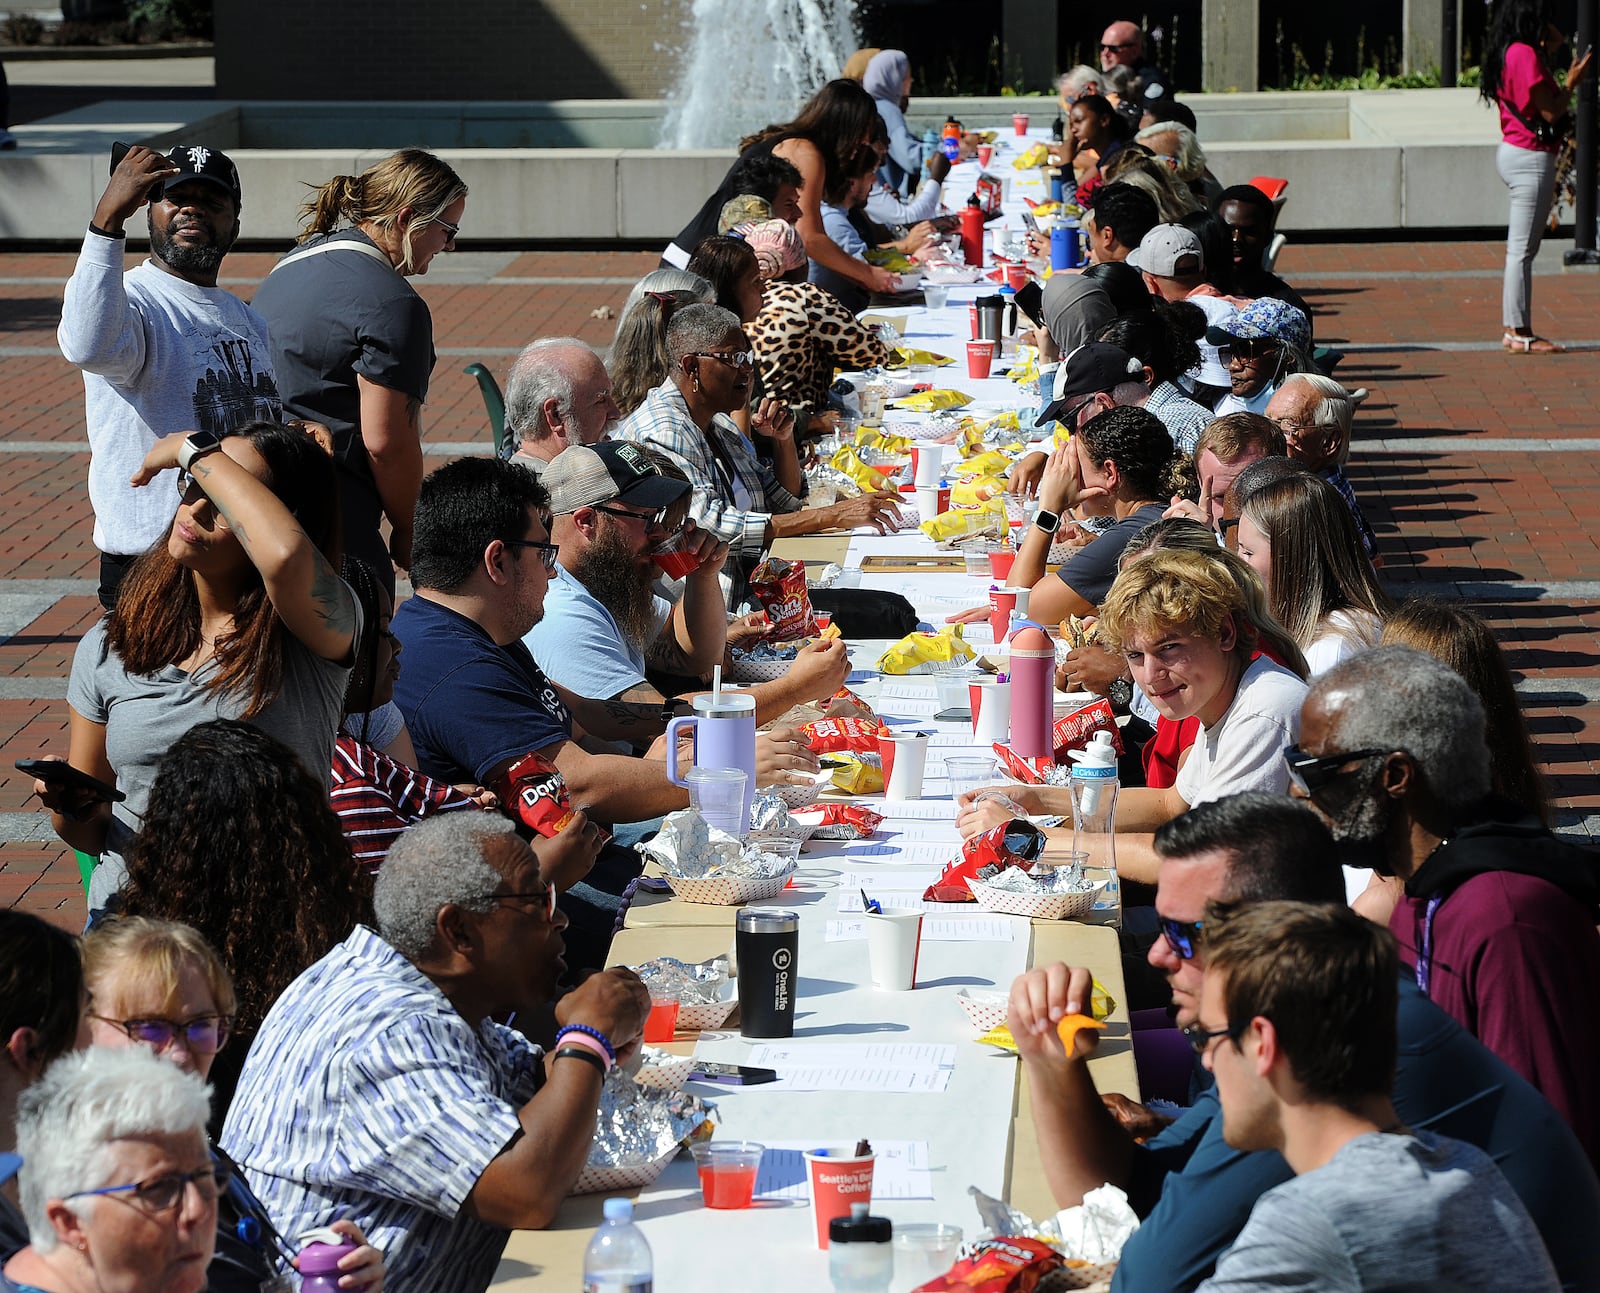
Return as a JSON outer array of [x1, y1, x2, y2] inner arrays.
[[1049, 170, 1065, 203]]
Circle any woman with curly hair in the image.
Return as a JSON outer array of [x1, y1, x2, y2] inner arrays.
[[38, 421, 357, 914], [119, 720, 368, 1120]]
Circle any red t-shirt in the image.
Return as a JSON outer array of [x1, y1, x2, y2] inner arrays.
[[1139, 647, 1286, 791], [1499, 41, 1558, 152]]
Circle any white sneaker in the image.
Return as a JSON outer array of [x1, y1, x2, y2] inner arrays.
[[0, 129, 17, 151]]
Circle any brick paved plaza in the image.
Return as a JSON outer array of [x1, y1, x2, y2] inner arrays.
[[4, 238, 1599, 929]]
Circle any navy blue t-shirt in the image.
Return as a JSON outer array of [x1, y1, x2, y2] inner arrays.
[[1111, 977, 1600, 1293], [391, 595, 571, 786]]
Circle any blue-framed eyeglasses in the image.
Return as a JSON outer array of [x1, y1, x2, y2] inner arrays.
[[67, 1162, 231, 1213]]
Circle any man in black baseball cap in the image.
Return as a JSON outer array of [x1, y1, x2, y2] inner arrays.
[[60, 141, 278, 610], [1039, 341, 1147, 428]]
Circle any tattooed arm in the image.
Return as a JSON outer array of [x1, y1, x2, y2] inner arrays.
[[131, 432, 358, 663], [357, 376, 425, 572]]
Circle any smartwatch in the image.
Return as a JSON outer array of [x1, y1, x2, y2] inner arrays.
[[1033, 509, 1062, 536], [177, 429, 225, 473]]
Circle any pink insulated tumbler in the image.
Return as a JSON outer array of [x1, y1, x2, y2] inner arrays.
[[1007, 624, 1055, 758]]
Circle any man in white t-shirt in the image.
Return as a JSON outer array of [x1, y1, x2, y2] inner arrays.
[[59, 143, 279, 608]]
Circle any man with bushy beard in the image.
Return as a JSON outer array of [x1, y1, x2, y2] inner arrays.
[[1293, 646, 1600, 1169], [525, 441, 849, 756], [60, 143, 279, 609]]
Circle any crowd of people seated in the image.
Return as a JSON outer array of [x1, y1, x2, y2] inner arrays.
[[8, 14, 1598, 1293]]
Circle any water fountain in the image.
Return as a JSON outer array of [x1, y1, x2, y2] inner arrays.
[[658, 0, 859, 148]]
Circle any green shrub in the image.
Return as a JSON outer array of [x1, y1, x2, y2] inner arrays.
[[4, 12, 45, 44]]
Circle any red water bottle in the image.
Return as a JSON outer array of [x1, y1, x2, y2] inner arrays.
[[960, 195, 984, 268]]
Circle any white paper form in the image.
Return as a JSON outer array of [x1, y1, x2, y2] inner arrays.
[[755, 1140, 933, 1200], [836, 891, 939, 914], [825, 918, 1016, 942], [837, 868, 941, 890], [874, 800, 968, 819], [845, 840, 961, 865], [721, 1042, 957, 1094]]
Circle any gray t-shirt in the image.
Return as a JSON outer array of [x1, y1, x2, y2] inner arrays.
[[68, 609, 357, 909], [1198, 1131, 1560, 1293]]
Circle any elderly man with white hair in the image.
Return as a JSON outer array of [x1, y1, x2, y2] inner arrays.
[[221, 813, 649, 1293], [1264, 373, 1378, 561], [1098, 19, 1169, 102], [2, 1048, 217, 1293], [505, 337, 622, 475], [1295, 647, 1600, 1169]]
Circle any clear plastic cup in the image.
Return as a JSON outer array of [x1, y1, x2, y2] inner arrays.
[[685, 767, 748, 836], [944, 756, 999, 801], [643, 983, 680, 1042], [922, 283, 950, 310], [749, 834, 803, 863], [894, 1223, 964, 1286], [690, 1141, 765, 1209], [935, 673, 972, 717]]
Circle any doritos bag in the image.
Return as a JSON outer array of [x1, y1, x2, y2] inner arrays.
[[924, 820, 1047, 902]]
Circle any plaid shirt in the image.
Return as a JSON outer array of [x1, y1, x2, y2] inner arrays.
[[1144, 381, 1214, 456], [616, 380, 804, 561], [1322, 465, 1379, 561]]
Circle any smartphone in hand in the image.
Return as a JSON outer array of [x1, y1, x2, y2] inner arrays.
[[15, 758, 125, 804]]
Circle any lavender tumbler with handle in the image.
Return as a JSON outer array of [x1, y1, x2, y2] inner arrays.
[[666, 691, 757, 836]]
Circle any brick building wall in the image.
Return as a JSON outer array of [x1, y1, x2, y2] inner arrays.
[[215, 0, 692, 100]]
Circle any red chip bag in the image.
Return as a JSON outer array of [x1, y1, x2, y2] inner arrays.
[[912, 1236, 1063, 1291], [799, 717, 889, 754], [924, 821, 1048, 902], [825, 685, 878, 722], [493, 752, 578, 839], [992, 744, 1053, 785], [1053, 698, 1123, 759], [748, 555, 818, 641], [789, 803, 884, 839]]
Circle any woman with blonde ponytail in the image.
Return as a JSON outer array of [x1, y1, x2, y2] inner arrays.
[[252, 148, 468, 595]]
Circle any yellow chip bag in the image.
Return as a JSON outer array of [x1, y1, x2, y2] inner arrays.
[[865, 248, 916, 273], [978, 409, 1021, 435], [876, 625, 976, 675], [896, 389, 972, 413], [950, 475, 1007, 507], [1031, 200, 1061, 217], [954, 451, 1014, 479], [827, 754, 883, 795], [853, 427, 913, 456], [829, 445, 895, 493], [975, 979, 1117, 1054], [889, 346, 955, 369], [919, 499, 1007, 542], [1013, 142, 1049, 170]]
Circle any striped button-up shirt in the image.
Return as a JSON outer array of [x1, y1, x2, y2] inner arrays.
[[220, 926, 543, 1293], [616, 380, 804, 562]]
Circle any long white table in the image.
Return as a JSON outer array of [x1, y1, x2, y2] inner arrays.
[[489, 125, 1122, 1291]]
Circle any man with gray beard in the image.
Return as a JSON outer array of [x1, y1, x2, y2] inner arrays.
[[1292, 646, 1600, 1169], [523, 441, 848, 755], [60, 143, 279, 608]]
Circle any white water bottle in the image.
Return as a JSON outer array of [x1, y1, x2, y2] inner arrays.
[[1069, 730, 1121, 927], [583, 1198, 653, 1293]]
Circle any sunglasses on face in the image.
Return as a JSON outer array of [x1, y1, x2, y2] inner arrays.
[[90, 1013, 232, 1054], [487, 885, 559, 920], [502, 537, 560, 573], [592, 502, 669, 531], [1227, 337, 1281, 361], [430, 214, 461, 241], [1100, 41, 1136, 51], [1282, 745, 1389, 796], [1157, 916, 1204, 960], [67, 1162, 232, 1213], [692, 350, 755, 370]]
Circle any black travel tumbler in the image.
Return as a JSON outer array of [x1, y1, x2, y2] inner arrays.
[[736, 908, 799, 1038]]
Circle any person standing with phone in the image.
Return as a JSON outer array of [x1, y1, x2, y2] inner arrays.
[[59, 143, 280, 611], [1483, 1, 1594, 353]]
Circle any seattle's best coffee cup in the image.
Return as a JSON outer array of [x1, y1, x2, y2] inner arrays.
[[804, 1147, 876, 1248]]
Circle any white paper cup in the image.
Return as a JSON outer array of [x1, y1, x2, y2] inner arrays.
[[912, 445, 943, 487], [1012, 586, 1031, 619], [969, 679, 1011, 745], [865, 910, 923, 990], [916, 486, 941, 519], [879, 732, 930, 801]]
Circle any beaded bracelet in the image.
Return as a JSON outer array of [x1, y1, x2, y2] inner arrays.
[[555, 1022, 616, 1062], [552, 1047, 608, 1078], [552, 1029, 612, 1072]]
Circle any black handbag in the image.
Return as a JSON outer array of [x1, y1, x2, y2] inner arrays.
[[809, 588, 920, 640], [1508, 97, 1572, 148]]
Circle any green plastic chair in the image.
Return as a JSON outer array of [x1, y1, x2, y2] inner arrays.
[[464, 362, 508, 457]]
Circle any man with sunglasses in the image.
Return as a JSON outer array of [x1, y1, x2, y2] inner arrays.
[[1298, 647, 1600, 1168], [1098, 20, 1169, 104], [525, 442, 848, 741], [222, 814, 649, 1293], [1193, 902, 1559, 1293], [1006, 792, 1600, 1293]]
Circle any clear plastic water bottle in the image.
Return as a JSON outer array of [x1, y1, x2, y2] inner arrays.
[[582, 1198, 652, 1293], [1069, 730, 1121, 927]]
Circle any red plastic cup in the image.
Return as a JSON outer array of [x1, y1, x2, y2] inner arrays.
[[1013, 113, 1029, 136], [976, 143, 993, 169], [966, 340, 996, 379], [804, 1147, 875, 1248], [1005, 262, 1029, 291], [653, 537, 700, 580], [988, 588, 1017, 643], [643, 992, 680, 1042], [968, 302, 980, 339], [988, 548, 1016, 579], [692, 1142, 764, 1210]]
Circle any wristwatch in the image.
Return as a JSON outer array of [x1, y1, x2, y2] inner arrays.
[[1033, 509, 1062, 536], [1107, 675, 1134, 713], [177, 429, 225, 473]]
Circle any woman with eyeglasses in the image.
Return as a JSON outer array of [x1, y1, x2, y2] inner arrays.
[[251, 149, 468, 592], [114, 720, 368, 1126], [68, 920, 384, 1293], [618, 304, 902, 601], [958, 548, 1308, 887], [37, 422, 358, 917]]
